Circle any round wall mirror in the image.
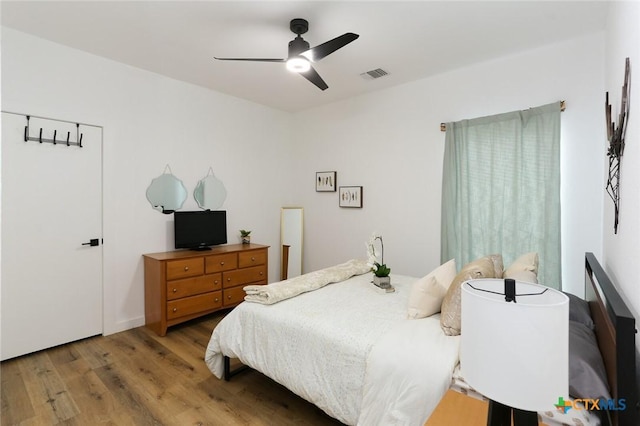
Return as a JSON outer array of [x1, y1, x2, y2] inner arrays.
[[146, 173, 188, 214], [194, 174, 227, 210]]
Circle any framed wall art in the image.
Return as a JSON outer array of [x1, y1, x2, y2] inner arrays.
[[339, 186, 363, 208], [316, 171, 337, 192]]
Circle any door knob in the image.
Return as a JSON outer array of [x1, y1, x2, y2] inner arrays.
[[82, 238, 100, 247]]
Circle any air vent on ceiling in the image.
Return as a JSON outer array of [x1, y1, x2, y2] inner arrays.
[[360, 68, 389, 80]]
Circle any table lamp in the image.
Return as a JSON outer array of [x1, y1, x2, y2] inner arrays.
[[461, 278, 569, 426]]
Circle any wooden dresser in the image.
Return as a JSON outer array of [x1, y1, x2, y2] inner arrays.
[[143, 243, 269, 336]]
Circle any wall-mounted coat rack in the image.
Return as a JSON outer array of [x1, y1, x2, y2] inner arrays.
[[24, 115, 83, 147]]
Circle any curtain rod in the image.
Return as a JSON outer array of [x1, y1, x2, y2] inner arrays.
[[440, 100, 566, 132]]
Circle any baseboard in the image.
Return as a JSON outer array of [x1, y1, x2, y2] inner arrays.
[[103, 316, 145, 336]]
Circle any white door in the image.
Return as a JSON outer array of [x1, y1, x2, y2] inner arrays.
[[1, 113, 103, 360]]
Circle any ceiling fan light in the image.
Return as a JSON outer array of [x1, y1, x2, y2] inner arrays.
[[286, 57, 311, 73], [300, 51, 314, 62]]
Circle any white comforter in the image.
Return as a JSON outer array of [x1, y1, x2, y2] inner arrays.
[[205, 273, 460, 426]]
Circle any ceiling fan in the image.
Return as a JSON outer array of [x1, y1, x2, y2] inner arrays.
[[214, 18, 359, 91]]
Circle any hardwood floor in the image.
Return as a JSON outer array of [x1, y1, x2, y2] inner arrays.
[[1, 312, 344, 425]]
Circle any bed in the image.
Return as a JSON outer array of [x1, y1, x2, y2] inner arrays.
[[205, 261, 460, 425], [204, 254, 638, 425], [583, 252, 638, 426]]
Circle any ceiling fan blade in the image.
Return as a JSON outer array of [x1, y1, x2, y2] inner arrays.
[[301, 33, 359, 62], [214, 57, 286, 62], [300, 65, 328, 91]]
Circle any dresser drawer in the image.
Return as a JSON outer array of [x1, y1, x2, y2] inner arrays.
[[167, 291, 222, 320], [166, 273, 222, 300], [238, 249, 267, 268], [223, 266, 267, 288], [223, 286, 246, 307], [166, 258, 204, 280], [205, 253, 238, 273], [144, 244, 269, 336]]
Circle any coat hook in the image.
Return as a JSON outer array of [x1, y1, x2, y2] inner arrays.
[[39, 128, 43, 143], [76, 123, 82, 148], [53, 130, 57, 145], [24, 115, 30, 142]]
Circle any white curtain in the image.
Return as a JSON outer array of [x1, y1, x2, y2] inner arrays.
[[441, 102, 562, 288]]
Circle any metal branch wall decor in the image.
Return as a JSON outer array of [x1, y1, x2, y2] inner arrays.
[[605, 57, 631, 234]]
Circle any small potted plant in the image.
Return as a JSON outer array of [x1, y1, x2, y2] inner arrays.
[[366, 233, 391, 289], [240, 229, 251, 244]]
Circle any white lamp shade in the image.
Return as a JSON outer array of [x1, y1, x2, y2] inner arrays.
[[461, 279, 568, 412]]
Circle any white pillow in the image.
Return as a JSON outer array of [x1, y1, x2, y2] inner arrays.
[[407, 259, 456, 319]]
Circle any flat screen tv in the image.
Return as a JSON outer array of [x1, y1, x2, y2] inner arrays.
[[174, 210, 227, 250]]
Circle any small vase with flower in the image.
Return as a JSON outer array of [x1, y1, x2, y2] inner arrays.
[[366, 233, 391, 289]]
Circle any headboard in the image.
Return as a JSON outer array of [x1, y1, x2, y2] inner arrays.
[[584, 252, 638, 426]]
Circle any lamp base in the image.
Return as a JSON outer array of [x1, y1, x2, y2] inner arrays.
[[488, 400, 537, 426]]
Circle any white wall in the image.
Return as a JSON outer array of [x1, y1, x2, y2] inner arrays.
[[0, 26, 618, 338], [293, 32, 605, 297], [1, 28, 293, 334], [603, 1, 640, 353]]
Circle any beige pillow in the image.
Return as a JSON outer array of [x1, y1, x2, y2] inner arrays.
[[440, 256, 497, 336], [504, 269, 538, 283], [407, 259, 456, 319], [487, 253, 504, 278], [504, 252, 539, 278]]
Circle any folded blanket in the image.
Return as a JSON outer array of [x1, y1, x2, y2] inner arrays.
[[244, 259, 371, 305]]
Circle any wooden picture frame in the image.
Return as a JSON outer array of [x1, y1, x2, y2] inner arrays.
[[316, 171, 337, 192], [339, 186, 363, 208]]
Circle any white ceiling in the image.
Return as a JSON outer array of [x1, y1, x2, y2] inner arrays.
[[1, 1, 607, 113]]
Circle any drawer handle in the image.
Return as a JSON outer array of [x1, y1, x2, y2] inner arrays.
[[227, 278, 231, 282], [251, 256, 255, 261], [172, 288, 177, 293], [227, 295, 232, 300], [215, 297, 219, 302], [184, 266, 189, 271], [220, 261, 225, 266], [260, 271, 264, 276], [214, 280, 219, 284], [172, 307, 177, 313]]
